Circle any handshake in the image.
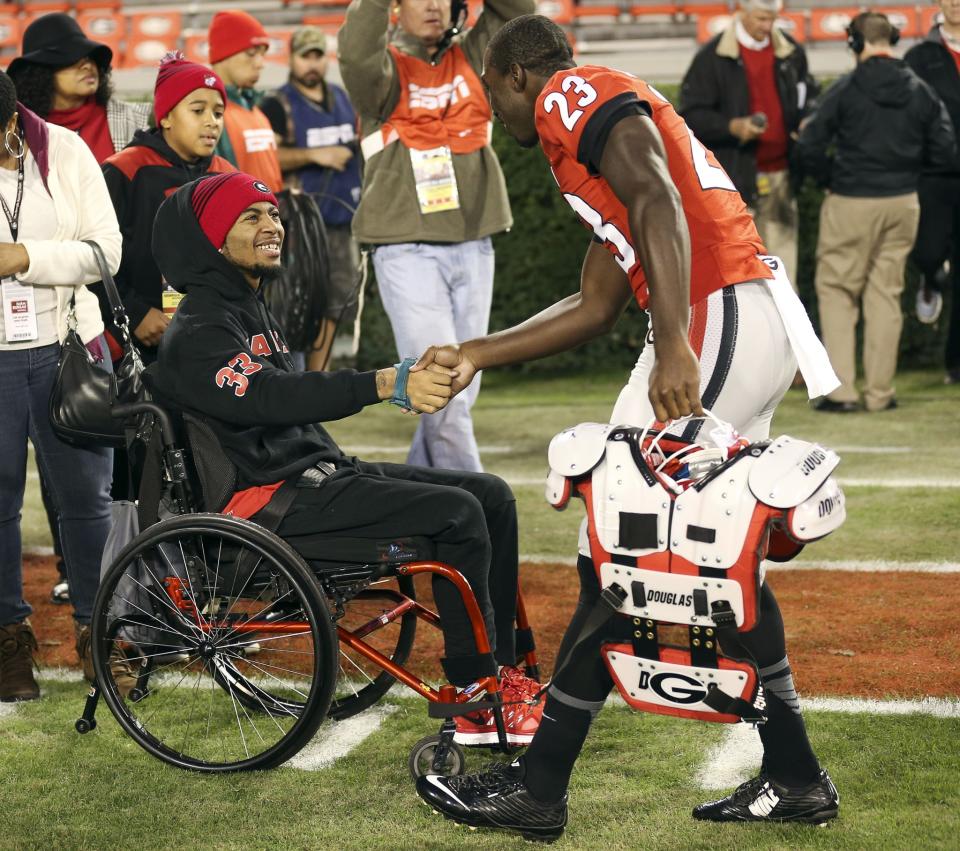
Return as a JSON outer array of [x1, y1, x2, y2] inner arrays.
[[381, 344, 479, 415]]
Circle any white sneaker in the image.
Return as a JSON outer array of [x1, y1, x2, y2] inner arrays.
[[916, 287, 943, 324]]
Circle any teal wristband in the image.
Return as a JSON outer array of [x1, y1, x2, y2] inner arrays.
[[390, 357, 418, 410]]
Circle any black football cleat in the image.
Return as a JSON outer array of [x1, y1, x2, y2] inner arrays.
[[415, 760, 568, 842], [693, 769, 839, 824]]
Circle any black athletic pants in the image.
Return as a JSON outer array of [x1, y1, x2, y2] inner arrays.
[[527, 555, 819, 791], [275, 459, 518, 686], [912, 174, 960, 372]]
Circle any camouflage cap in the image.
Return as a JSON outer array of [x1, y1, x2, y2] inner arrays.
[[291, 26, 327, 56]]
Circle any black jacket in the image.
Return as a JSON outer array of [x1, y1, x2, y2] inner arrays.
[[905, 26, 960, 175], [99, 130, 235, 360], [152, 182, 379, 488], [679, 22, 816, 205], [796, 56, 956, 197]]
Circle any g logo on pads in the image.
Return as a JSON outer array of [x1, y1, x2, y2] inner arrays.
[[638, 670, 708, 705]]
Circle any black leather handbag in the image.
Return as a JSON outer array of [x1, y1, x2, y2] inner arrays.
[[48, 240, 145, 447]]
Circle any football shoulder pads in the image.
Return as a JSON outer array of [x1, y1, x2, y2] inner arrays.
[[748, 435, 840, 508], [547, 422, 615, 478]]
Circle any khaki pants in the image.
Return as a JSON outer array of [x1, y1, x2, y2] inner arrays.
[[815, 192, 920, 411], [751, 169, 798, 286]]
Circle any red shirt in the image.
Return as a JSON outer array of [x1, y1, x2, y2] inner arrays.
[[740, 43, 789, 172], [946, 40, 960, 75], [535, 66, 770, 308]]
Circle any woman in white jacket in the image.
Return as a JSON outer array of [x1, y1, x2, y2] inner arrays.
[[0, 70, 121, 701]]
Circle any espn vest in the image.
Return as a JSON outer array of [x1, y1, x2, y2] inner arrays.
[[277, 82, 361, 227], [360, 45, 492, 159], [224, 100, 283, 193]]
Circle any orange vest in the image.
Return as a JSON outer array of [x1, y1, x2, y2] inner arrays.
[[224, 101, 283, 193], [360, 45, 492, 158]]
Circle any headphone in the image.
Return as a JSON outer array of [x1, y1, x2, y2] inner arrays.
[[432, 0, 469, 62], [846, 12, 900, 54]]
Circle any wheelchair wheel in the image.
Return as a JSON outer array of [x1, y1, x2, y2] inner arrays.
[[408, 734, 465, 780], [328, 574, 418, 720], [91, 513, 338, 772]]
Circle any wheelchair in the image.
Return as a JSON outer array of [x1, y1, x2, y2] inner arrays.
[[76, 399, 540, 776]]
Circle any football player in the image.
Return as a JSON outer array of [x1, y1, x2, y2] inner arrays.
[[413, 13, 839, 840]]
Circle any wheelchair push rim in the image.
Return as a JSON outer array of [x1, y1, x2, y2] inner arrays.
[[91, 513, 338, 772]]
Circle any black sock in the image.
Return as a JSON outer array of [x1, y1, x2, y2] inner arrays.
[[758, 691, 821, 788], [523, 695, 594, 804]]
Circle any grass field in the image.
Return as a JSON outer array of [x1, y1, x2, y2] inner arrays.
[[5, 368, 960, 849]]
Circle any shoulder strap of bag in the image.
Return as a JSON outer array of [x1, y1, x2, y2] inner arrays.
[[82, 239, 131, 340]]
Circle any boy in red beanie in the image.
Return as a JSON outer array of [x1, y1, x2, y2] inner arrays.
[[99, 53, 234, 370], [208, 10, 282, 192]]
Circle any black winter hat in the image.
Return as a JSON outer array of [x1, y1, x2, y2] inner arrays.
[[7, 13, 112, 77]]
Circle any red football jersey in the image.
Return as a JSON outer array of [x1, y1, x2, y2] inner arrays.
[[535, 66, 772, 308]]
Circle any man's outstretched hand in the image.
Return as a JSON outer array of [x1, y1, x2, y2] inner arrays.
[[406, 363, 456, 414], [648, 338, 704, 423], [411, 344, 478, 396]]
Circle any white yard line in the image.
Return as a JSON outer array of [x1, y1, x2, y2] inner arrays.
[[343, 444, 513, 456], [696, 697, 960, 790], [769, 559, 960, 573], [832, 446, 911, 454], [286, 705, 397, 772], [518, 554, 960, 572], [502, 474, 960, 488]]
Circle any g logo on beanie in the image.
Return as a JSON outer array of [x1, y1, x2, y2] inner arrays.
[[190, 172, 279, 250]]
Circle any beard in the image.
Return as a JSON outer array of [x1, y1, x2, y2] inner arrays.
[[250, 263, 283, 282], [221, 244, 284, 283], [293, 71, 322, 89]]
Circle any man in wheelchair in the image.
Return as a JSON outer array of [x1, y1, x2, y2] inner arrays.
[[149, 171, 542, 744]]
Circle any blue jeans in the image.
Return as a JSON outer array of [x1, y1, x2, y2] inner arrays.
[[0, 340, 113, 625], [373, 239, 495, 472]]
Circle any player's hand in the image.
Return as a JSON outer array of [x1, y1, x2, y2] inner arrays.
[[406, 363, 455, 413], [411, 344, 478, 396], [312, 145, 354, 172], [648, 338, 704, 423], [728, 116, 765, 144], [133, 307, 170, 347]]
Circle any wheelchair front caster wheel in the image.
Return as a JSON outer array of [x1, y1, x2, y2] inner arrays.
[[75, 718, 96, 734], [408, 734, 465, 780]]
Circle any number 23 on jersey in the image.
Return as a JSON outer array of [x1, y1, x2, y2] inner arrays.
[[542, 75, 598, 131]]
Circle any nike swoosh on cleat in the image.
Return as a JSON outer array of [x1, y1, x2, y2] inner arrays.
[[425, 774, 468, 809]]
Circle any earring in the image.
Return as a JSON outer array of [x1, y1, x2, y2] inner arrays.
[[4, 128, 24, 160]]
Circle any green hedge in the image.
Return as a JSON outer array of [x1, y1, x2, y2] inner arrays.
[[358, 82, 948, 373]]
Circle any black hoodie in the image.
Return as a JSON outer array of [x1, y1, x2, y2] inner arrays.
[[796, 55, 956, 196], [152, 180, 380, 487], [906, 26, 960, 175], [98, 129, 235, 359]]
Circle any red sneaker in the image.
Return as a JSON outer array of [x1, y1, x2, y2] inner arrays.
[[499, 666, 543, 702], [453, 672, 546, 746], [499, 668, 545, 745], [454, 681, 497, 745]]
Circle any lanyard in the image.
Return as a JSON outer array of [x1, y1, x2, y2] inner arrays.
[[0, 153, 25, 243]]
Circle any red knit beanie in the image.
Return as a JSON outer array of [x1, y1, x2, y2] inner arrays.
[[153, 51, 227, 124], [208, 10, 270, 64], [191, 172, 279, 249]]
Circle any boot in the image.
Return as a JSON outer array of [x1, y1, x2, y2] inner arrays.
[[75, 623, 137, 698], [0, 621, 40, 702], [75, 622, 95, 683]]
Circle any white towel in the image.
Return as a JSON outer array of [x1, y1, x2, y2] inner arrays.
[[758, 255, 840, 399]]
